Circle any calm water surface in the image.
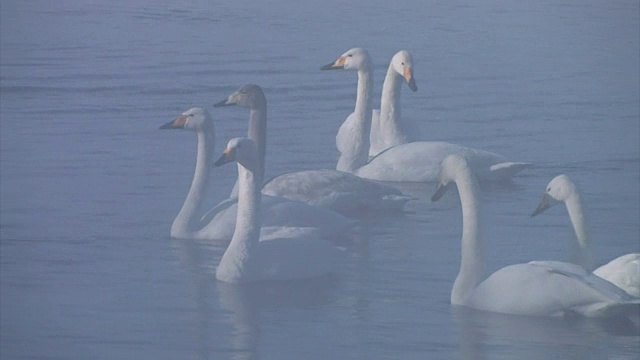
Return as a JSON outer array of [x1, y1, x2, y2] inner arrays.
[[1, 1, 639, 359]]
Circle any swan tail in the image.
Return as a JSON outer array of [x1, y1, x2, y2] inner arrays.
[[488, 162, 533, 179]]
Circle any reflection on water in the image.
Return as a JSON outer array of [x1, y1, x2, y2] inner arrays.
[[453, 306, 640, 360], [173, 238, 338, 360]]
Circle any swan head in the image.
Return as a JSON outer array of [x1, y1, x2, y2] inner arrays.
[[213, 84, 266, 110], [320, 47, 372, 72], [213, 137, 258, 170], [391, 50, 418, 92], [159, 107, 213, 132], [431, 155, 471, 201], [531, 174, 577, 217]]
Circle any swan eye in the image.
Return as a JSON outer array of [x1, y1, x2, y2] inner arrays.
[[347, 54, 353, 57], [401, 62, 405, 65], [547, 187, 551, 192]]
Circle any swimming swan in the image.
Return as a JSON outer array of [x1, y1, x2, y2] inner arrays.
[[213, 84, 412, 216], [336, 50, 419, 158], [431, 155, 639, 317], [531, 174, 640, 297], [159, 107, 354, 241], [213, 137, 338, 283], [322, 48, 530, 183]]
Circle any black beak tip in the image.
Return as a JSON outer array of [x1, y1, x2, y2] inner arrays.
[[213, 100, 228, 108], [320, 63, 340, 71], [159, 122, 175, 130]]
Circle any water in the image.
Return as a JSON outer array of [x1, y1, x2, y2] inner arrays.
[[1, 0, 639, 359]]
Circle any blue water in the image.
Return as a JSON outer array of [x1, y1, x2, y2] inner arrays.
[[1, 0, 639, 359]]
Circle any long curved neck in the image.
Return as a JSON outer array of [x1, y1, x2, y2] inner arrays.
[[337, 67, 373, 172], [247, 107, 266, 181], [172, 129, 214, 238], [451, 168, 484, 305], [378, 66, 406, 148], [565, 193, 593, 271], [219, 161, 262, 279]]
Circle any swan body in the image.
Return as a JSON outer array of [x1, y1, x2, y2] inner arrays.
[[213, 138, 338, 283], [323, 48, 530, 183], [432, 155, 639, 317], [593, 254, 640, 297], [532, 174, 640, 297], [214, 83, 412, 215], [199, 194, 356, 241], [336, 50, 419, 158], [160, 107, 354, 241], [262, 169, 412, 215]]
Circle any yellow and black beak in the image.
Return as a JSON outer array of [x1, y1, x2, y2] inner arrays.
[[213, 91, 238, 107], [213, 147, 235, 167], [321, 56, 346, 70], [159, 115, 188, 130], [404, 67, 418, 92]]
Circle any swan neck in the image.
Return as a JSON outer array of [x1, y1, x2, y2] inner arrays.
[[231, 163, 262, 245], [172, 129, 214, 237], [565, 193, 593, 271], [247, 108, 266, 180], [218, 162, 262, 280], [337, 68, 373, 172], [451, 170, 484, 305], [378, 65, 404, 144]]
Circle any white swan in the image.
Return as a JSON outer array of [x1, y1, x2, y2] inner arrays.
[[431, 155, 639, 317], [322, 48, 530, 183], [531, 174, 640, 297], [336, 50, 419, 158], [213, 84, 412, 216], [213, 137, 338, 283], [159, 107, 355, 241]]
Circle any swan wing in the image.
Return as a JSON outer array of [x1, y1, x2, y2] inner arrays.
[[358, 141, 513, 182], [262, 169, 411, 215], [198, 195, 356, 242], [466, 262, 639, 317], [593, 253, 640, 297]]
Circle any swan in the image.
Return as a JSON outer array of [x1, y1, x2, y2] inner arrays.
[[531, 174, 640, 297], [213, 137, 338, 283], [321, 48, 530, 183], [336, 50, 419, 158], [213, 84, 412, 216], [159, 107, 355, 241], [431, 155, 639, 317]]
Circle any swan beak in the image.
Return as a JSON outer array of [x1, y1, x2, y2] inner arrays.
[[214, 95, 235, 107], [321, 56, 346, 70], [159, 115, 188, 130], [531, 193, 552, 217], [213, 148, 235, 167], [404, 67, 418, 92], [431, 183, 448, 202]]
